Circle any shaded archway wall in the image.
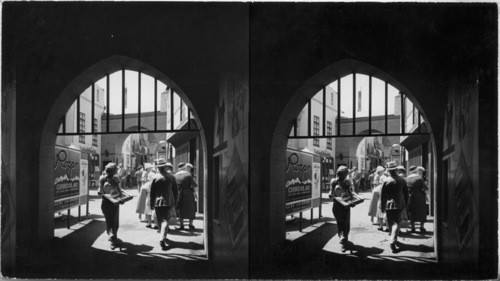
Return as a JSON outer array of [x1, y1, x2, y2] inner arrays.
[[39, 56, 210, 241], [250, 57, 442, 264], [2, 4, 248, 273]]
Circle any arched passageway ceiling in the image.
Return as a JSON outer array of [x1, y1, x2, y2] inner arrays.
[[47, 55, 203, 137], [39, 55, 211, 241], [281, 59, 433, 138]]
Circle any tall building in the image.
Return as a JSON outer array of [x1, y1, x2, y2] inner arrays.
[[287, 85, 338, 158], [56, 84, 106, 182]]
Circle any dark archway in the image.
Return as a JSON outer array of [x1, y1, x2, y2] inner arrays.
[[269, 59, 438, 256], [39, 55, 209, 252]]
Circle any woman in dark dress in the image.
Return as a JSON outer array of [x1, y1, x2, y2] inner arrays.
[[175, 163, 198, 230], [329, 165, 355, 251], [406, 166, 428, 233], [98, 162, 123, 249]]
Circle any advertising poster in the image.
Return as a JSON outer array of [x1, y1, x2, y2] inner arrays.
[[285, 149, 313, 215], [312, 162, 321, 200], [54, 146, 80, 212], [285, 150, 312, 203], [79, 159, 88, 205]]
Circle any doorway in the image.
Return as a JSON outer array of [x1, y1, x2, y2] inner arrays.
[[40, 57, 209, 262], [271, 60, 438, 265]]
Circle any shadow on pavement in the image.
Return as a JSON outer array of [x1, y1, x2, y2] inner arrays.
[[166, 239, 205, 251], [400, 231, 435, 240], [54, 213, 105, 229], [14, 219, 216, 279], [285, 216, 335, 232], [253, 222, 475, 280], [171, 230, 202, 237], [347, 243, 384, 257], [395, 242, 434, 254], [119, 241, 155, 254]]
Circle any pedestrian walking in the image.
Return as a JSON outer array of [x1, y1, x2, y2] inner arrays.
[[368, 169, 375, 191], [98, 162, 124, 249], [175, 163, 198, 230], [351, 167, 361, 193], [406, 166, 428, 233], [135, 165, 143, 191], [381, 161, 409, 252], [329, 165, 355, 252], [136, 163, 154, 224], [367, 166, 385, 225], [397, 166, 409, 224], [150, 158, 178, 249], [117, 163, 127, 189]]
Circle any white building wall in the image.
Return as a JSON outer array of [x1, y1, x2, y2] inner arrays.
[[56, 85, 105, 168], [287, 86, 337, 159]]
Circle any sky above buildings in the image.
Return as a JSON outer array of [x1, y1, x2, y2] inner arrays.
[[95, 70, 180, 115], [325, 73, 401, 118], [93, 70, 406, 118]]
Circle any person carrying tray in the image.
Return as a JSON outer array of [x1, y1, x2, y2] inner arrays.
[[329, 165, 357, 252], [98, 162, 124, 249]]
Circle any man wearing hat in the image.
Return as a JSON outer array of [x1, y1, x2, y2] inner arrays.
[[396, 166, 406, 178], [381, 161, 409, 252], [350, 167, 361, 193], [150, 158, 178, 249], [406, 166, 428, 233], [175, 163, 198, 230]]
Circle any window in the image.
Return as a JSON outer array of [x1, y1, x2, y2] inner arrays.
[[79, 112, 86, 143], [180, 100, 184, 122], [331, 91, 334, 105], [92, 118, 98, 146], [96, 87, 99, 103], [313, 115, 320, 147], [326, 121, 332, 150], [357, 90, 362, 112]]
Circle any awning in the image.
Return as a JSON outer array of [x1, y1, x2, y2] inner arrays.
[[166, 119, 199, 148], [400, 123, 430, 151]]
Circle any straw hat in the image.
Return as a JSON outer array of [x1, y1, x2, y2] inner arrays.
[[155, 158, 169, 167], [375, 166, 385, 173], [386, 161, 398, 171]]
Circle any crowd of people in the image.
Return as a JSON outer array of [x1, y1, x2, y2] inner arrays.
[[329, 161, 428, 253], [97, 159, 198, 250]]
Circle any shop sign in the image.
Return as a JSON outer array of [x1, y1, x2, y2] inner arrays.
[[286, 200, 312, 215], [79, 159, 88, 205], [285, 150, 312, 203], [54, 146, 81, 212], [54, 197, 80, 212], [312, 162, 321, 199]]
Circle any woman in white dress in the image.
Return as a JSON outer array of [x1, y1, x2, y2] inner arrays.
[[136, 163, 154, 224], [368, 166, 389, 230]]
